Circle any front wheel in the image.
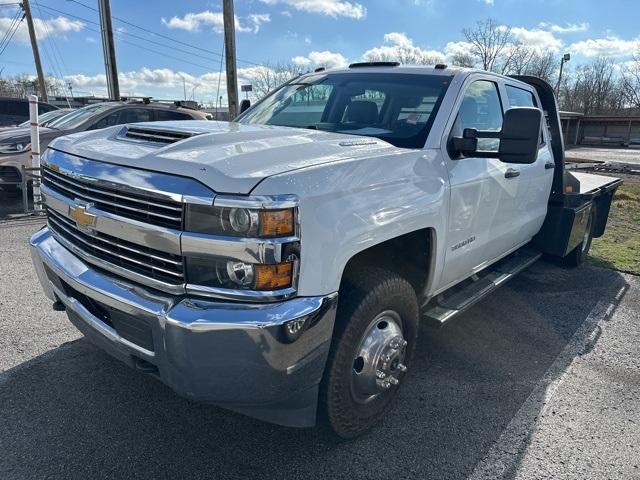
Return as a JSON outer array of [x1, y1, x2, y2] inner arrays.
[[319, 267, 419, 438]]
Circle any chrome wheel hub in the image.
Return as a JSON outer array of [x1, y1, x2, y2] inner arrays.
[[350, 310, 408, 404]]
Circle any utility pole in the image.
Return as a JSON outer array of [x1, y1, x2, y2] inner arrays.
[[555, 53, 570, 98], [22, 0, 47, 102], [98, 0, 120, 100], [223, 0, 239, 119]]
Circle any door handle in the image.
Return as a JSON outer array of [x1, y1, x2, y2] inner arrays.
[[504, 168, 520, 178], [545, 161, 555, 170]]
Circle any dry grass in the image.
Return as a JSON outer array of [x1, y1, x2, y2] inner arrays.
[[588, 173, 640, 275]]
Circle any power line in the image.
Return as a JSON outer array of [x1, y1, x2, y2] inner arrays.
[[78, 24, 220, 72], [0, 9, 24, 57], [61, 0, 263, 67], [0, 7, 21, 52], [33, 0, 73, 103], [37, 3, 226, 69]]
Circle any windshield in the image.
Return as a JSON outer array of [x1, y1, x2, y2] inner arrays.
[[47, 103, 117, 130], [238, 72, 452, 149]]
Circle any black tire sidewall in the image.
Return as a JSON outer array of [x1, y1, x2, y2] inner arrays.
[[321, 270, 419, 438]]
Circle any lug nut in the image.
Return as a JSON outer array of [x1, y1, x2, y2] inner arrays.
[[388, 377, 399, 385], [381, 381, 391, 389], [397, 363, 407, 372], [376, 370, 386, 379]]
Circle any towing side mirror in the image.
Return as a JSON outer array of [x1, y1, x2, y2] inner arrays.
[[239, 99, 251, 114], [449, 107, 541, 164], [498, 107, 541, 164]]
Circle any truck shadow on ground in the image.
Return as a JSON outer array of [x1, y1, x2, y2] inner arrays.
[[0, 263, 630, 480]]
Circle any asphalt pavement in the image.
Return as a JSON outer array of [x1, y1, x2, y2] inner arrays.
[[1, 219, 639, 480]]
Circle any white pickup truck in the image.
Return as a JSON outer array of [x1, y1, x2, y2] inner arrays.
[[30, 64, 621, 438]]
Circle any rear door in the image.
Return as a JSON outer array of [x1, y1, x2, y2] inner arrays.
[[439, 76, 525, 288], [501, 83, 554, 240]]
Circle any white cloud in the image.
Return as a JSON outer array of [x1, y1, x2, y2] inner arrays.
[[444, 40, 475, 58], [161, 11, 270, 34], [569, 36, 640, 57], [291, 55, 312, 66], [0, 15, 84, 44], [362, 32, 445, 64], [539, 22, 589, 34], [292, 50, 348, 68], [63, 66, 296, 100], [481, 0, 495, 5], [511, 26, 563, 52], [258, 0, 365, 19]]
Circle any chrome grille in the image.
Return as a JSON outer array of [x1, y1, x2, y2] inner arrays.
[[46, 207, 184, 285], [42, 166, 183, 229]]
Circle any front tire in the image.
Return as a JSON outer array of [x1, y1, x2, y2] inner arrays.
[[319, 267, 419, 438]]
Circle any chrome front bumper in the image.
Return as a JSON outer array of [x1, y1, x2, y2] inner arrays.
[[30, 227, 338, 427]]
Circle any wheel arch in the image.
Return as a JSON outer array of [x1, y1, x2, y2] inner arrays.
[[339, 227, 436, 296]]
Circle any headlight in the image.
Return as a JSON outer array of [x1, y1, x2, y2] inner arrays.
[[187, 257, 295, 291], [0, 142, 31, 154], [185, 204, 296, 238]]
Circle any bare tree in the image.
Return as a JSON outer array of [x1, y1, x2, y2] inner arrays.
[[246, 62, 305, 99], [559, 58, 626, 114], [462, 19, 513, 71], [498, 42, 535, 75], [364, 45, 443, 65], [450, 52, 476, 68], [621, 51, 640, 109]]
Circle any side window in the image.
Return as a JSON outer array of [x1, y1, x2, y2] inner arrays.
[[117, 108, 153, 124], [452, 80, 503, 153], [92, 111, 121, 130], [154, 110, 193, 121], [7, 100, 28, 116], [505, 85, 544, 145], [38, 103, 56, 114]]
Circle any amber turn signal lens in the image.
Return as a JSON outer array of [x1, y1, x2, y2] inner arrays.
[[254, 262, 293, 290], [259, 209, 295, 237]]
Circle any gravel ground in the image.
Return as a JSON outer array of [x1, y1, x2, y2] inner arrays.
[[565, 146, 640, 165], [0, 220, 639, 480]]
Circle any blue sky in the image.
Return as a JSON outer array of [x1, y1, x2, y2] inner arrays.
[[1, 0, 639, 104]]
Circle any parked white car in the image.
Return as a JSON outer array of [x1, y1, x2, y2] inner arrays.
[[30, 64, 621, 438]]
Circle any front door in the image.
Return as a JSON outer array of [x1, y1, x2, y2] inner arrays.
[[440, 78, 527, 288]]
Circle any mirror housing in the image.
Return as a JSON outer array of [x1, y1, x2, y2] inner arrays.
[[449, 107, 542, 164], [498, 107, 541, 164], [239, 99, 251, 114]]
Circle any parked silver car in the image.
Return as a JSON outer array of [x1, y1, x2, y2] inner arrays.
[[0, 101, 207, 193]]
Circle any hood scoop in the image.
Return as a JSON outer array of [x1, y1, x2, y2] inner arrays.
[[121, 126, 197, 144]]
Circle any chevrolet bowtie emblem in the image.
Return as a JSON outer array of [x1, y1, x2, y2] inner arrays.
[[69, 203, 97, 230]]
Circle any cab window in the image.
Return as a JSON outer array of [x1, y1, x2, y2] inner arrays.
[[452, 80, 503, 153], [505, 85, 537, 107], [505, 85, 544, 144]]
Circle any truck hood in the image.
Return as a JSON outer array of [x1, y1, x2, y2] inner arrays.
[[49, 120, 400, 194]]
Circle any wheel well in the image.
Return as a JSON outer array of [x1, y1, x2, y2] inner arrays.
[[341, 228, 434, 294]]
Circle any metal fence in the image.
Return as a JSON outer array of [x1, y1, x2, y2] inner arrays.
[[2, 166, 45, 215]]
